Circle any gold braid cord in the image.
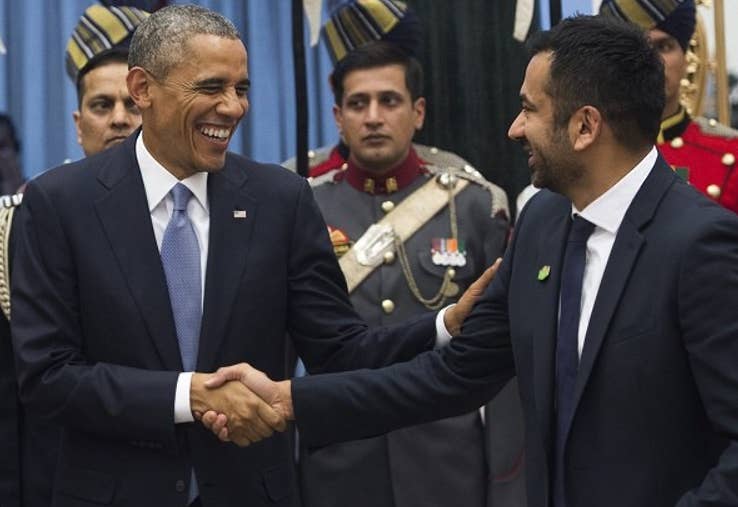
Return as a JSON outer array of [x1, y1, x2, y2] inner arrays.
[[0, 205, 14, 320], [394, 183, 459, 310], [339, 175, 469, 302]]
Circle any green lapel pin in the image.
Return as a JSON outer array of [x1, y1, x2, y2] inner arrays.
[[538, 265, 551, 281]]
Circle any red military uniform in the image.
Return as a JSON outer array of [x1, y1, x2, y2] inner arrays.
[[657, 107, 738, 213]]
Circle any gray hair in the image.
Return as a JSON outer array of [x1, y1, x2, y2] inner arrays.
[[129, 5, 241, 79]]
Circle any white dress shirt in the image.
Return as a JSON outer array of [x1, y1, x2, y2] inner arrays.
[[573, 146, 656, 356], [136, 133, 209, 424]]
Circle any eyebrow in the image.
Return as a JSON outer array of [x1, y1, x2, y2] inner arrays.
[[195, 78, 251, 88], [520, 93, 536, 110]]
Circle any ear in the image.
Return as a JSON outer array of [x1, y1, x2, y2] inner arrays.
[[127, 67, 153, 110], [570, 105, 602, 151], [413, 97, 426, 131], [72, 110, 83, 145]]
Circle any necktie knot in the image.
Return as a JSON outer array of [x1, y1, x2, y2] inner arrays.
[[569, 215, 595, 244], [171, 183, 193, 212]]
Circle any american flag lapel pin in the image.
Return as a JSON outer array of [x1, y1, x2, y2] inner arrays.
[[233, 209, 247, 219]]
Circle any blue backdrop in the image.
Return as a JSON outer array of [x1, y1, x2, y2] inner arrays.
[[0, 0, 339, 179], [0, 0, 594, 181]]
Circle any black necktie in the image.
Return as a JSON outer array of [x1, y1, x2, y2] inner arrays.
[[553, 215, 595, 507]]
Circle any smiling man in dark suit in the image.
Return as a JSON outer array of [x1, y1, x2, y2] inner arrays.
[[9, 5, 491, 507], [205, 14, 738, 507]]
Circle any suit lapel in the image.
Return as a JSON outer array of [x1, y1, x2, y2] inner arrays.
[[196, 160, 258, 371], [94, 136, 182, 370], [570, 157, 677, 420], [531, 201, 571, 460]]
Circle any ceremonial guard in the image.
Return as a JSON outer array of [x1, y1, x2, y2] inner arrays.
[[600, 0, 738, 213], [287, 2, 527, 507]]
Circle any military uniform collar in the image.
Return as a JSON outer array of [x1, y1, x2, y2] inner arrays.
[[342, 148, 425, 194], [658, 107, 690, 143]]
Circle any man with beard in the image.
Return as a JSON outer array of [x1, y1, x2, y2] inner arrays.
[[0, 6, 148, 507], [204, 15, 738, 507]]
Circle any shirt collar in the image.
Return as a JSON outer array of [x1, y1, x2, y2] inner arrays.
[[136, 132, 209, 213], [343, 148, 424, 194], [574, 146, 657, 234]]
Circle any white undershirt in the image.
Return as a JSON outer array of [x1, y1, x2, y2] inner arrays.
[[136, 133, 209, 424]]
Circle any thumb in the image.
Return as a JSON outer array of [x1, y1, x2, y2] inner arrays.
[[204, 363, 250, 388]]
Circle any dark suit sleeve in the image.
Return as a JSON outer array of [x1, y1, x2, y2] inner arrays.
[[10, 180, 179, 446], [675, 209, 738, 506], [285, 179, 437, 374], [293, 226, 517, 447], [0, 312, 20, 507]]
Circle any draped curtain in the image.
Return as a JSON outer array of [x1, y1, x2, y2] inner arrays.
[[408, 0, 535, 212], [0, 0, 338, 180]]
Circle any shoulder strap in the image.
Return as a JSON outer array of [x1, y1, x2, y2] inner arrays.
[[339, 175, 469, 294]]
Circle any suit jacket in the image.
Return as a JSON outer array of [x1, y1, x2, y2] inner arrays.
[[294, 157, 738, 507], [10, 133, 437, 507], [0, 207, 60, 507]]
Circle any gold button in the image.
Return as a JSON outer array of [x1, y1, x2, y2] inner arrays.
[[341, 162, 348, 170], [308, 150, 316, 159], [383, 251, 395, 264], [381, 200, 395, 213], [707, 184, 722, 198], [722, 153, 735, 166], [709, 118, 718, 127], [670, 137, 684, 149], [381, 299, 395, 314], [446, 268, 456, 279]]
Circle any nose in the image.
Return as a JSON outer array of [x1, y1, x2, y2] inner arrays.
[[217, 88, 248, 119], [508, 111, 524, 141], [111, 102, 132, 128], [365, 99, 382, 126]]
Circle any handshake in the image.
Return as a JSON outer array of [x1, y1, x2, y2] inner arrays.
[[187, 258, 501, 447], [190, 364, 293, 447]]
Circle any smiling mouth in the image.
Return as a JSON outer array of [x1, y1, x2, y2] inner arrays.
[[199, 126, 232, 142]]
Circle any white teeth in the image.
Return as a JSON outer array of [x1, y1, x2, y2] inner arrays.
[[200, 127, 230, 140]]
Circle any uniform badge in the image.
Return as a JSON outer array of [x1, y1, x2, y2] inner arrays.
[[431, 238, 467, 267], [327, 226, 351, 258]]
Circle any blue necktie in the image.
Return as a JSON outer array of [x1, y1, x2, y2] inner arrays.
[[160, 183, 201, 504], [161, 183, 202, 372], [553, 215, 594, 507]]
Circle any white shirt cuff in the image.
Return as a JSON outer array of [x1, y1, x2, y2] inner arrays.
[[174, 371, 195, 423], [434, 305, 454, 349]]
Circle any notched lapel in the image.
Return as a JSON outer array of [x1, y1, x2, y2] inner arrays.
[[571, 157, 676, 418], [197, 165, 257, 371], [94, 151, 182, 371]]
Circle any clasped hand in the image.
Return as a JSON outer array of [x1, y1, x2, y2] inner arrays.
[[190, 364, 292, 447], [190, 257, 500, 447]]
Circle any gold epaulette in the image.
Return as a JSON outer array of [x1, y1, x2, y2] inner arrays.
[[424, 163, 510, 220], [0, 193, 22, 320], [693, 116, 738, 139]]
